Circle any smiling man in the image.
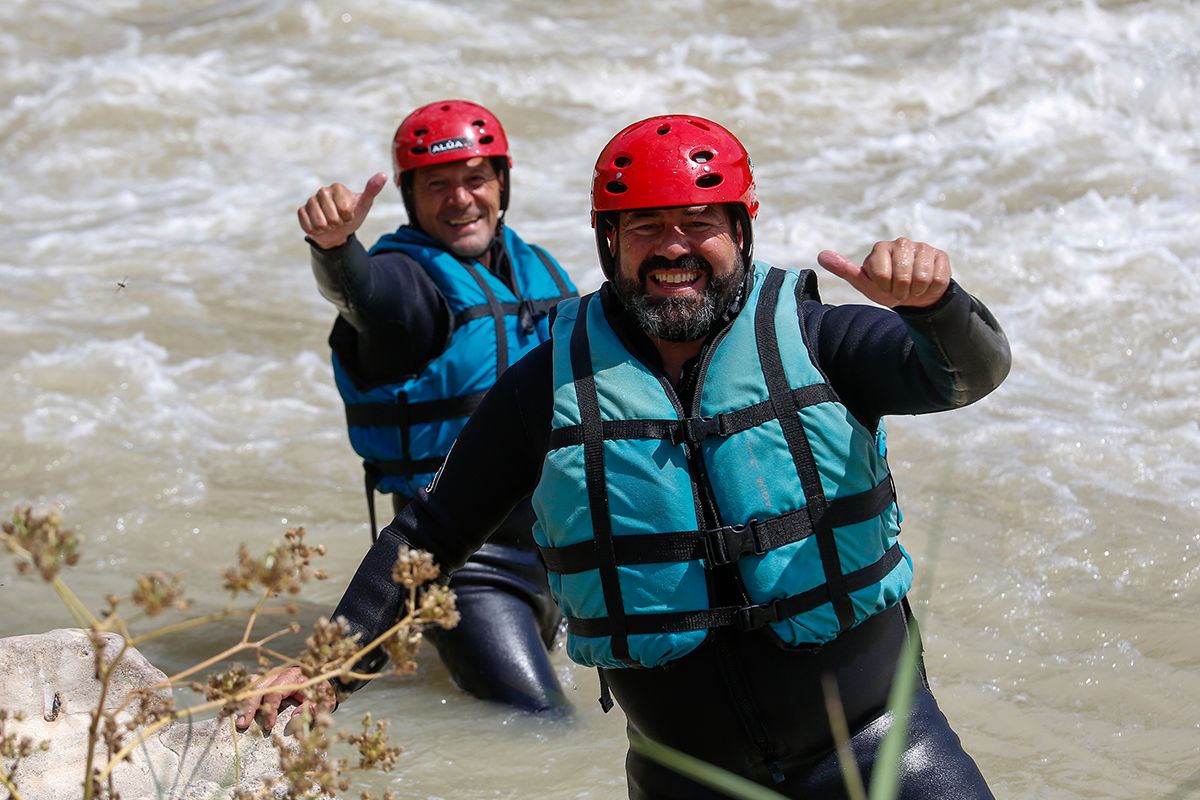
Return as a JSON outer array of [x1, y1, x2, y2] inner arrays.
[[255, 114, 1009, 798], [293, 99, 576, 714]]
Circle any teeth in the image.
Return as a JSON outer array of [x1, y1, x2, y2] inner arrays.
[[655, 271, 699, 285], [448, 216, 480, 226]]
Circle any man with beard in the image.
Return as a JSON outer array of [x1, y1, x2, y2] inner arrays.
[[281, 99, 576, 715], [247, 114, 1008, 798]]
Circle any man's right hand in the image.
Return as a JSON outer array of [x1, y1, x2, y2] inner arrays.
[[234, 666, 335, 733], [298, 172, 389, 250]]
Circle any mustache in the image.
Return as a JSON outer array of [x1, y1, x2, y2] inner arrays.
[[637, 254, 713, 284]]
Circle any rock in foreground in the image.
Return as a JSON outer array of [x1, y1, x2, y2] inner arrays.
[[0, 628, 293, 799]]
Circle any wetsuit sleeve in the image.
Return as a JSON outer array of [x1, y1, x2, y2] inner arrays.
[[328, 342, 554, 685], [309, 233, 451, 382], [804, 281, 1011, 428]]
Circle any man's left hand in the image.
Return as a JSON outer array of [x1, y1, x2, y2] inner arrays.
[[817, 238, 951, 309]]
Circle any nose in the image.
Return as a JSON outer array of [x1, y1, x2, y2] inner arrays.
[[653, 225, 692, 260], [448, 183, 472, 207]]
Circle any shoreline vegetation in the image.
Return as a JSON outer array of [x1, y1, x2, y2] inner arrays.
[[0, 504, 458, 800]]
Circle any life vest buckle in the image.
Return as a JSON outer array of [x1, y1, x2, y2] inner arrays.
[[672, 414, 727, 446], [518, 299, 537, 333], [734, 600, 779, 631], [703, 518, 764, 566]]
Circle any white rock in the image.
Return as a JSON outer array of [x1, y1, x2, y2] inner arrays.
[[0, 628, 294, 800]]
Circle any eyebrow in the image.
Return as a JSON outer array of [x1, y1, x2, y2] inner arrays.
[[623, 205, 712, 221]]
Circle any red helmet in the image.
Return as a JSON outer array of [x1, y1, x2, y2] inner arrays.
[[591, 115, 758, 279], [591, 114, 758, 223], [391, 100, 511, 184]]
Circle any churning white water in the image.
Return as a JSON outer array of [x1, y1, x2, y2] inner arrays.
[[2, 0, 1198, 797]]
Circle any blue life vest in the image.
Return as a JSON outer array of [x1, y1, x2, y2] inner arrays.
[[333, 224, 575, 527], [531, 264, 911, 669]]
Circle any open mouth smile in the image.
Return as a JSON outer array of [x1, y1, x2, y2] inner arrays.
[[444, 214, 483, 231], [648, 269, 705, 293]]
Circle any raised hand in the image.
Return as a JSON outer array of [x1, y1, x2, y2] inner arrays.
[[817, 237, 951, 309], [298, 172, 389, 250]]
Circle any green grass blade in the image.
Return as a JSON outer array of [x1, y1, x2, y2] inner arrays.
[[821, 673, 868, 800], [627, 728, 787, 800], [867, 628, 921, 800]]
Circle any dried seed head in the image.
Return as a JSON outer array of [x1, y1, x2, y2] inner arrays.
[[131, 570, 190, 616], [298, 617, 362, 679], [223, 527, 329, 598], [338, 712, 404, 772], [391, 546, 440, 588], [126, 688, 176, 728], [2, 505, 81, 581], [418, 584, 461, 630], [273, 710, 349, 797], [205, 663, 255, 716]]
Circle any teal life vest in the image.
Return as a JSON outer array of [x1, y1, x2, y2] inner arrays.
[[531, 264, 910, 670], [333, 224, 575, 535]]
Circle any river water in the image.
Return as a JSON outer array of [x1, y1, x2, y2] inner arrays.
[[2, 0, 1198, 797]]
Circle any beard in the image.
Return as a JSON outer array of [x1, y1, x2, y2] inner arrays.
[[613, 253, 745, 342]]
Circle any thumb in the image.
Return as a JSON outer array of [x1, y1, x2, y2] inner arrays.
[[355, 172, 388, 217], [363, 172, 388, 200], [816, 250, 861, 283]]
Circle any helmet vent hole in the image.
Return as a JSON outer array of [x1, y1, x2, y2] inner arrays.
[[439, 104, 451, 111], [479, 135, 495, 144], [656, 124, 671, 135], [691, 150, 714, 164], [414, 128, 429, 137], [472, 119, 486, 127], [606, 180, 628, 194], [696, 174, 723, 188], [410, 145, 429, 155], [614, 155, 633, 168], [688, 119, 711, 131]]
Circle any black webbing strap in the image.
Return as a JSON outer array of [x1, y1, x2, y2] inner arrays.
[[452, 242, 573, 333], [453, 297, 568, 329], [461, 261, 508, 373], [565, 543, 904, 639], [364, 464, 381, 544], [546, 383, 837, 451], [569, 294, 633, 663], [530, 243, 573, 298], [538, 476, 895, 574], [825, 475, 896, 528], [359, 388, 410, 544], [596, 668, 615, 713], [344, 391, 487, 428], [548, 418, 680, 450], [362, 454, 444, 543], [756, 268, 856, 631], [539, 511, 801, 574], [371, 456, 445, 476]]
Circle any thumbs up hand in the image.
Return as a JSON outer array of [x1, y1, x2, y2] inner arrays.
[[298, 172, 389, 250], [817, 238, 951, 309]]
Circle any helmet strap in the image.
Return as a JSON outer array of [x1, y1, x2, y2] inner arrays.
[[728, 204, 754, 265], [493, 156, 510, 217], [594, 212, 619, 281], [399, 171, 419, 229]]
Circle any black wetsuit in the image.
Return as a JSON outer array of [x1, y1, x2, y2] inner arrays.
[[333, 269, 1010, 798], [310, 230, 569, 713]]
